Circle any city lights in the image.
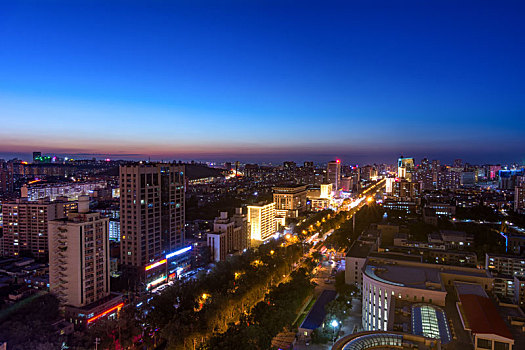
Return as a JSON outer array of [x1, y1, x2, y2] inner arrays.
[[145, 259, 167, 271], [166, 246, 192, 259], [86, 303, 124, 324]]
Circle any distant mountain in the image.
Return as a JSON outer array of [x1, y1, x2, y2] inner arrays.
[[185, 164, 225, 180]]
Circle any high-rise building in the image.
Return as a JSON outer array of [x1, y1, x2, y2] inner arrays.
[[391, 179, 421, 201], [0, 164, 14, 194], [515, 186, 525, 214], [397, 157, 414, 180], [273, 185, 308, 218], [207, 209, 249, 262], [360, 165, 377, 181], [327, 160, 341, 190], [49, 196, 110, 307], [49, 196, 123, 327], [247, 202, 276, 242], [340, 177, 352, 192], [119, 163, 185, 272], [437, 167, 461, 190], [1, 198, 76, 258]]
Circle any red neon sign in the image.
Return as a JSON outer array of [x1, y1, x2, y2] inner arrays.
[[145, 259, 167, 271], [87, 302, 124, 323]]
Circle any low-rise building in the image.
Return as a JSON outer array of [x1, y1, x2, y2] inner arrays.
[[361, 257, 492, 332], [485, 253, 525, 277], [428, 230, 473, 249], [456, 293, 514, 350]]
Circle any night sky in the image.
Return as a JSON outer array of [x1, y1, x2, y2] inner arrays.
[[1, 1, 524, 164]]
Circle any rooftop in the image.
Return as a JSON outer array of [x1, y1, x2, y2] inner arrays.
[[454, 281, 488, 298], [346, 241, 375, 259], [363, 260, 489, 290], [458, 294, 513, 340], [364, 264, 441, 289]]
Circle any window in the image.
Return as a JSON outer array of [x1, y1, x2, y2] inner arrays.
[[477, 338, 492, 349], [494, 341, 509, 350]]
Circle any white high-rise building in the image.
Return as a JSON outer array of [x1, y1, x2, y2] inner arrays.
[[49, 196, 110, 307], [247, 202, 276, 242], [207, 209, 250, 262]]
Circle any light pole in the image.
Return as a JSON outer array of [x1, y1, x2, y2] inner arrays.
[[331, 319, 339, 344]]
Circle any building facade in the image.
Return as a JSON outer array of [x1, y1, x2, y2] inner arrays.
[[273, 185, 308, 218], [247, 202, 276, 242], [207, 209, 249, 262], [327, 160, 341, 191], [48, 196, 110, 307], [361, 258, 492, 332], [1, 198, 76, 258], [119, 163, 185, 271]]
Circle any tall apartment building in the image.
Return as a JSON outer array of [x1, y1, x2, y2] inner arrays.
[[390, 179, 421, 201], [360, 165, 377, 181], [207, 209, 249, 262], [327, 160, 341, 190], [119, 163, 185, 272], [49, 196, 110, 307], [437, 167, 461, 190], [0, 162, 14, 194], [247, 202, 276, 242], [1, 198, 76, 258], [273, 184, 308, 218], [515, 186, 525, 214]]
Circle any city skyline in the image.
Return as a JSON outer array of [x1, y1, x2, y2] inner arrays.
[[1, 1, 524, 164]]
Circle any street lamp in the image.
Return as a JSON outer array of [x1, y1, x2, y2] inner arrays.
[[331, 319, 339, 344]]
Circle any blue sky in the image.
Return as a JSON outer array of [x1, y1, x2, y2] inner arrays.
[[0, 1, 524, 164]]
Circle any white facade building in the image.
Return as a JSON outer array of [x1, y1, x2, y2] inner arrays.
[[247, 202, 276, 242], [361, 258, 492, 332], [49, 196, 110, 307]]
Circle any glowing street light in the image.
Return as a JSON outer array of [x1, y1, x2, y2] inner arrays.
[[331, 319, 339, 328]]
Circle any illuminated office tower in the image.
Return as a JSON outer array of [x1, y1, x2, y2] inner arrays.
[[320, 183, 333, 199], [273, 184, 308, 218], [247, 202, 276, 242], [327, 160, 341, 190], [397, 156, 414, 180], [119, 163, 185, 272]]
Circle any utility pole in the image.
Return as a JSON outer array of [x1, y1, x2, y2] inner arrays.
[[94, 337, 100, 350]]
